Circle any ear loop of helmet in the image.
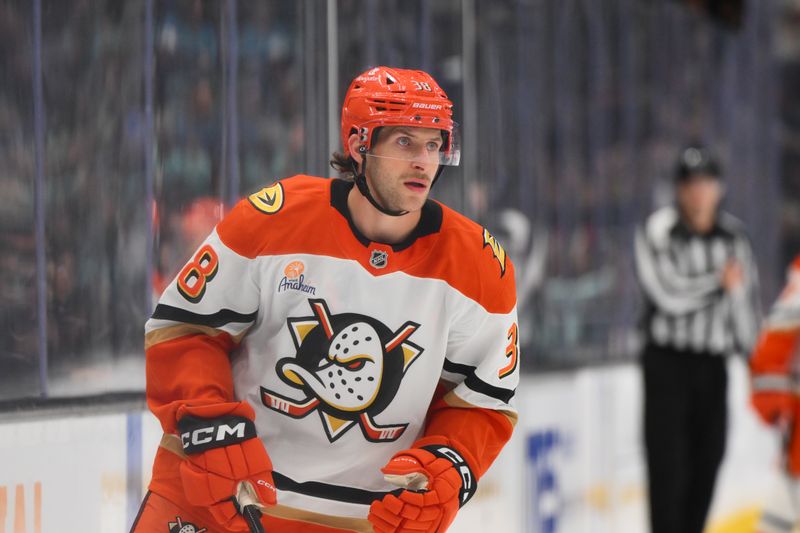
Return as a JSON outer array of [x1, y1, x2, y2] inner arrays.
[[351, 145, 409, 217]]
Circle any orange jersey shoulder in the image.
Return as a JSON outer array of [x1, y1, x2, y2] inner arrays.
[[217, 177, 517, 314], [409, 203, 517, 314], [217, 175, 336, 259]]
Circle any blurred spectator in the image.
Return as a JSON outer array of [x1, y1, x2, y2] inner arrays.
[[237, 1, 303, 190], [778, 0, 800, 269], [152, 196, 224, 297]]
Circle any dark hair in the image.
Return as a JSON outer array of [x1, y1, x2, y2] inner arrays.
[[675, 145, 721, 182], [329, 126, 389, 179], [329, 152, 355, 179]]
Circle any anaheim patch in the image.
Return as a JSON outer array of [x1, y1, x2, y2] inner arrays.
[[248, 182, 284, 214], [482, 228, 507, 276]]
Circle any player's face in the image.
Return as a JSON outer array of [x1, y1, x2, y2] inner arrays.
[[365, 127, 443, 213]]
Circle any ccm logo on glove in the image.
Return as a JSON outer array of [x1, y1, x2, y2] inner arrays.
[[178, 415, 258, 454], [422, 445, 476, 506]]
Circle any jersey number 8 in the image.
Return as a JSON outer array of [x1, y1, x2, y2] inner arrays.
[[177, 244, 219, 303]]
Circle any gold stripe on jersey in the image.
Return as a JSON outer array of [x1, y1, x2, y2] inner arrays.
[[443, 390, 519, 427], [160, 433, 187, 458], [145, 324, 246, 350]]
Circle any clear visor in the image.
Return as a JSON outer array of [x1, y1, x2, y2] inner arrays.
[[364, 122, 461, 167]]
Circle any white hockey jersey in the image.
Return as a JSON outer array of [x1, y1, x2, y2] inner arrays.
[[145, 175, 519, 530]]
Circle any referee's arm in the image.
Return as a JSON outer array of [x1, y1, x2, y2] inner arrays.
[[634, 227, 719, 315]]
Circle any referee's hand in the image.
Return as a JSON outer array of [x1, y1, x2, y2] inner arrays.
[[721, 259, 744, 291]]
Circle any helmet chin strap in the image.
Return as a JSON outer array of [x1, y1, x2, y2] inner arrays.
[[351, 150, 409, 217]]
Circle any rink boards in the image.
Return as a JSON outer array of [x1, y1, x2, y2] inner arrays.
[[0, 360, 780, 532]]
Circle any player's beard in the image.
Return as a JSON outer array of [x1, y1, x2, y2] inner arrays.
[[366, 159, 432, 214]]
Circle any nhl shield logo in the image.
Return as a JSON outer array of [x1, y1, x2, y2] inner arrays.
[[370, 250, 388, 269]]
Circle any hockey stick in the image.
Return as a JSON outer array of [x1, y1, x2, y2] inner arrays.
[[236, 481, 266, 533]]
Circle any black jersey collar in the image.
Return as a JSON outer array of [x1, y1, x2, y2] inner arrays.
[[330, 179, 443, 252]]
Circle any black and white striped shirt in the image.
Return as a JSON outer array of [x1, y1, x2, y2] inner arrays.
[[634, 206, 760, 356]]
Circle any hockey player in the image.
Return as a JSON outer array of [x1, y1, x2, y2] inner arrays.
[[130, 66, 519, 533], [751, 256, 800, 533]]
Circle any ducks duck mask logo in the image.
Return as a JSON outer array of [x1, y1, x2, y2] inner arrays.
[[168, 517, 207, 533], [261, 298, 424, 442]]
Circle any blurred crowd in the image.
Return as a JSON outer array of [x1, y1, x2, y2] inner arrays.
[[779, 0, 800, 266], [0, 0, 796, 399], [151, 0, 303, 293], [0, 0, 304, 397]]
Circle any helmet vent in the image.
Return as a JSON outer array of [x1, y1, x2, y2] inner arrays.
[[367, 98, 406, 113], [370, 99, 406, 106]]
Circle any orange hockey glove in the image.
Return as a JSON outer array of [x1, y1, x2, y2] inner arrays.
[[176, 401, 276, 531], [752, 390, 795, 426], [368, 443, 476, 533]]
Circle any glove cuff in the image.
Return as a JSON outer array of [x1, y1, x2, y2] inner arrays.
[[177, 414, 258, 454], [420, 444, 477, 507]]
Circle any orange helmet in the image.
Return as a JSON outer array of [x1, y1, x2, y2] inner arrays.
[[340, 66, 459, 166]]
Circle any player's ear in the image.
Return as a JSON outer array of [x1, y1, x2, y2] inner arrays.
[[347, 133, 365, 163]]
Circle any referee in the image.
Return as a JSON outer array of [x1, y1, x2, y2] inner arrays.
[[634, 145, 760, 533]]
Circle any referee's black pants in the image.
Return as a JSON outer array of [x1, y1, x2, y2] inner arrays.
[[641, 343, 728, 533]]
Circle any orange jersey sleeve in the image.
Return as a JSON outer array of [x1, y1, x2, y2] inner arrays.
[[417, 384, 516, 478], [145, 331, 238, 433], [750, 255, 800, 392], [411, 207, 519, 477], [144, 187, 274, 432]]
